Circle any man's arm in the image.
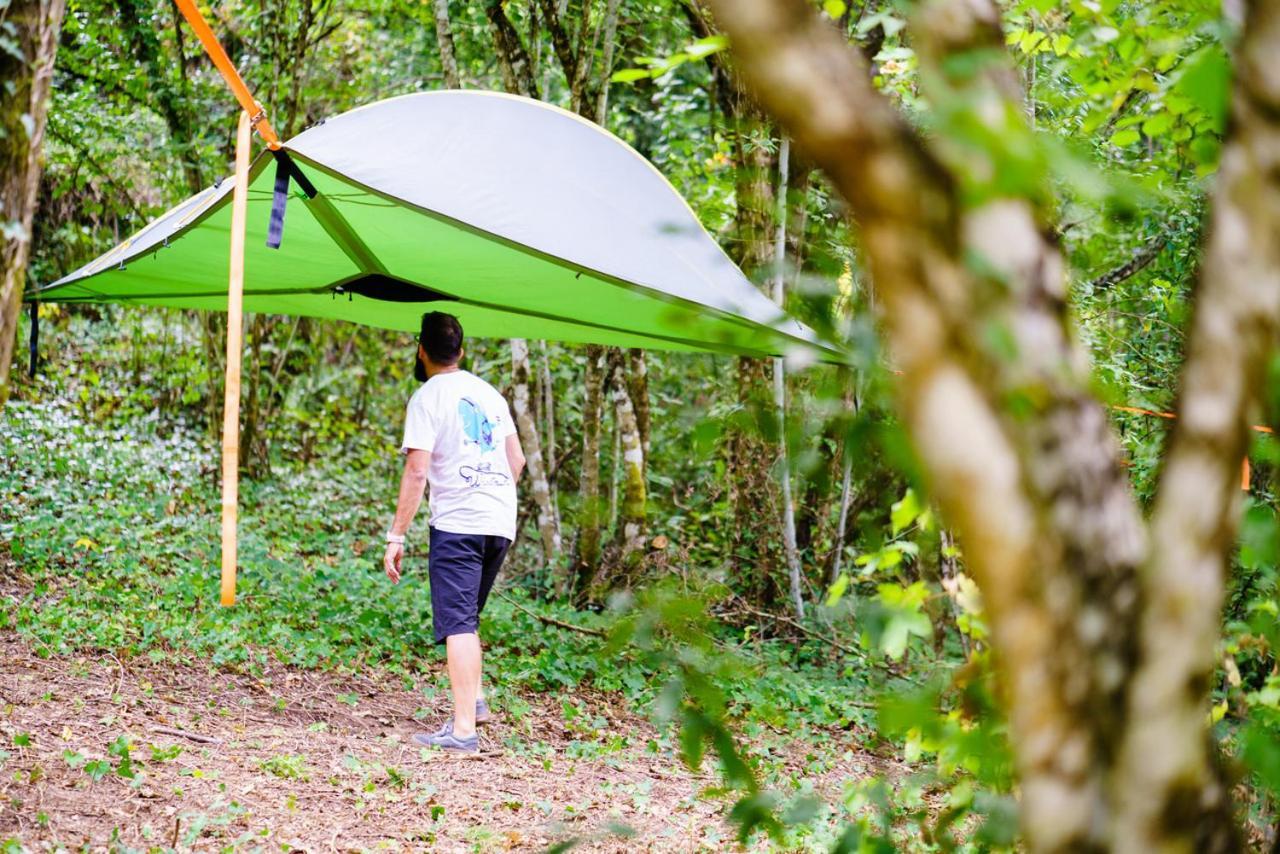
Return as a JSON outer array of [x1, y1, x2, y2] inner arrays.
[[384, 449, 430, 584], [506, 432, 526, 483]]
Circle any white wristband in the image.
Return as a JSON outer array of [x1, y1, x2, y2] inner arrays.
[[385, 531, 405, 545]]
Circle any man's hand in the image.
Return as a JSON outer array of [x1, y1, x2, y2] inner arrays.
[[384, 541, 404, 584]]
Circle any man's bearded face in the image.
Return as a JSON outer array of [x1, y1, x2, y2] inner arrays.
[[414, 346, 428, 382]]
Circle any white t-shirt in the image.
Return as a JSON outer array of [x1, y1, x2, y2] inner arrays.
[[400, 370, 518, 540]]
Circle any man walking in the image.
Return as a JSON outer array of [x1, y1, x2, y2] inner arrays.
[[383, 311, 525, 754]]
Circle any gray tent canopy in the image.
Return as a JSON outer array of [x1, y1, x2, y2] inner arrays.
[[33, 90, 838, 361]]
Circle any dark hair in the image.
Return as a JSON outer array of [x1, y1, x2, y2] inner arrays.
[[419, 311, 463, 366]]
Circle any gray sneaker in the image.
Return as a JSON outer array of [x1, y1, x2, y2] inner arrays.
[[476, 698, 493, 725], [412, 720, 478, 754]]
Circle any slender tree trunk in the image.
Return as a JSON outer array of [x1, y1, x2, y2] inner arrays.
[[830, 381, 859, 583], [540, 341, 559, 518], [608, 414, 620, 529], [611, 361, 647, 570], [434, 0, 462, 89], [573, 343, 607, 600], [594, 0, 623, 122], [771, 136, 805, 619], [626, 348, 650, 462], [0, 0, 65, 409], [511, 338, 562, 568]]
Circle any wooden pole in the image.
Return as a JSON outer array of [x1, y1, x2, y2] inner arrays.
[[221, 110, 252, 606]]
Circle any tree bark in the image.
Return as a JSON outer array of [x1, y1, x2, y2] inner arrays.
[[1112, 2, 1280, 849], [434, 0, 462, 89], [511, 338, 562, 568], [539, 340, 561, 533], [626, 348, 650, 461], [573, 343, 608, 600], [611, 361, 647, 570], [771, 136, 805, 619], [486, 0, 540, 98], [0, 0, 67, 410], [594, 0, 623, 122]]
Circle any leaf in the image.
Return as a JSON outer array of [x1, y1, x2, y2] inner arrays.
[[1108, 128, 1140, 147], [1141, 113, 1172, 137], [84, 758, 112, 781], [890, 489, 922, 535], [1174, 46, 1231, 132], [826, 572, 851, 607], [610, 68, 651, 84], [685, 35, 728, 60], [823, 0, 847, 18]]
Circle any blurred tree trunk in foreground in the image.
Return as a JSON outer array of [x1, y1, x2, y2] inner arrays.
[[709, 0, 1280, 849], [0, 0, 67, 411]]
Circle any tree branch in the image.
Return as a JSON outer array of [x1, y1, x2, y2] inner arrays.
[[1087, 226, 1172, 291]]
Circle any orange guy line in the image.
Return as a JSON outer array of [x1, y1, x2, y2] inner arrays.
[[173, 0, 280, 149]]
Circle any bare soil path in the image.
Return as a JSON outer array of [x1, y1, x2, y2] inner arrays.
[[0, 633, 880, 852]]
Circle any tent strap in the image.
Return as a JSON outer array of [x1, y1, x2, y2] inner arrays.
[[27, 302, 37, 378], [266, 150, 317, 249], [264, 147, 384, 274]]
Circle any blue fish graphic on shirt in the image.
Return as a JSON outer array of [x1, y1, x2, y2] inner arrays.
[[458, 396, 497, 453]]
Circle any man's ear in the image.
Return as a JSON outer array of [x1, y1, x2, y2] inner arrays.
[[457, 348, 465, 364]]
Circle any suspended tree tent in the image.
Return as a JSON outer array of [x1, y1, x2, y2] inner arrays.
[[30, 91, 836, 360]]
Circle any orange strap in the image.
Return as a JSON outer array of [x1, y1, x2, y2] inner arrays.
[[1110, 404, 1273, 434], [1110, 404, 1266, 490], [173, 0, 280, 149]]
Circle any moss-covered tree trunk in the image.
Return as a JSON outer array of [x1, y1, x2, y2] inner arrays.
[[0, 0, 67, 410], [511, 338, 562, 569], [610, 360, 646, 571], [572, 343, 607, 601]]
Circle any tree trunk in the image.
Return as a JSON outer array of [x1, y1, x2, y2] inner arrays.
[[722, 99, 787, 608], [572, 343, 607, 600], [611, 361, 647, 570], [1112, 1, 1280, 848], [771, 136, 805, 619], [594, 0, 623, 122], [540, 341, 559, 521], [434, 0, 462, 89], [485, 0, 540, 98], [830, 380, 860, 583], [705, 0, 1236, 849], [511, 338, 562, 568], [0, 0, 67, 410], [626, 348, 650, 462]]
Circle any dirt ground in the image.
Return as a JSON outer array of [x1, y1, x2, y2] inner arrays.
[[0, 632, 882, 852]]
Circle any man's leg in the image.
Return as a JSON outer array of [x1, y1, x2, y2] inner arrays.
[[445, 632, 482, 738]]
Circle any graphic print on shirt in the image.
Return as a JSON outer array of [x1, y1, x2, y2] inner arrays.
[[459, 462, 511, 488], [458, 396, 497, 453]]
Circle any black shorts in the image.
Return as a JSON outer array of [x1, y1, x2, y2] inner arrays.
[[427, 527, 511, 644]]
